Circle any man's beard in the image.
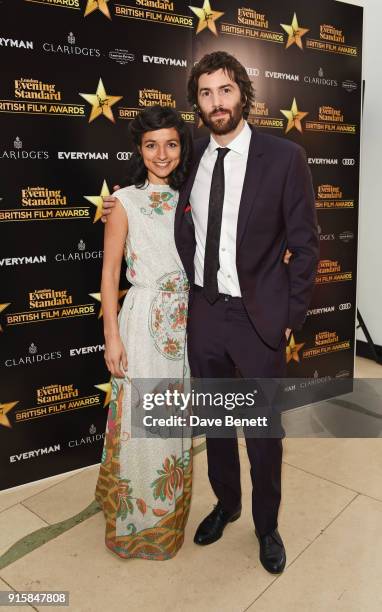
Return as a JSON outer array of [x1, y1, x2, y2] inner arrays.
[[199, 101, 243, 135]]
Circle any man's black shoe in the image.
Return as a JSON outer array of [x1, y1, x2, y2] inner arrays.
[[255, 528, 286, 574], [194, 502, 242, 545]]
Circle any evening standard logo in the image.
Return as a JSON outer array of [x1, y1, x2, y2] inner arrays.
[[5, 342, 62, 368], [3, 288, 97, 328], [143, 54, 187, 67], [55, 239, 103, 262], [221, 6, 283, 44], [305, 105, 356, 135], [0, 137, 49, 161], [302, 330, 351, 359], [0, 255, 47, 266], [139, 88, 176, 107], [10, 444, 61, 463], [115, 1, 193, 27], [304, 67, 338, 88], [42, 32, 101, 57], [306, 22, 358, 56], [22, 186, 67, 206], [0, 37, 33, 50], [14, 77, 62, 101], [118, 89, 195, 123], [248, 100, 283, 130], [109, 49, 135, 65], [13, 383, 102, 424], [69, 343, 105, 356], [308, 158, 338, 165], [316, 184, 354, 210], [0, 76, 85, 117], [68, 424, 105, 448], [264, 70, 299, 82], [316, 259, 352, 284], [0, 186, 91, 223], [58, 151, 109, 160]]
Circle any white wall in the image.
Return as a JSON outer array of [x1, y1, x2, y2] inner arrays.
[[337, 0, 382, 345]]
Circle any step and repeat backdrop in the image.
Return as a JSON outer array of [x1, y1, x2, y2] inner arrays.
[[0, 0, 363, 490]]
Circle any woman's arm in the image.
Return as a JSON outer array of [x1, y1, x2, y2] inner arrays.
[[101, 198, 128, 377]]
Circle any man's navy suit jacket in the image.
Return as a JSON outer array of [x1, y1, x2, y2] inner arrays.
[[174, 125, 320, 350]]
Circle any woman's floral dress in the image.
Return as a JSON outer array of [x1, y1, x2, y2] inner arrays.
[[95, 182, 192, 560]]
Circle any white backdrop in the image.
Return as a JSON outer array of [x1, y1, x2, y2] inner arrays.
[[338, 0, 381, 346]]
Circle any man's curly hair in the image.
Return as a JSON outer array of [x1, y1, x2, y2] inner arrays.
[[187, 51, 255, 120]]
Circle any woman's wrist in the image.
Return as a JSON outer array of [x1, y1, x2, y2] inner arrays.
[[104, 330, 121, 342]]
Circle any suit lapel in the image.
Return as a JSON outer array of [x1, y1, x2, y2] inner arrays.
[[236, 126, 264, 248]]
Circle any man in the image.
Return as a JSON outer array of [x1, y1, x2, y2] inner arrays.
[[102, 51, 319, 574]]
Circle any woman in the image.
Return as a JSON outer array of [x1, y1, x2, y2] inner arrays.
[[95, 105, 193, 560]]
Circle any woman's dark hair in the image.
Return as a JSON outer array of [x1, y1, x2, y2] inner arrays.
[[187, 51, 255, 120], [122, 105, 192, 191]]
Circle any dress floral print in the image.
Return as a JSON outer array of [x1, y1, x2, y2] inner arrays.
[[126, 251, 137, 278], [95, 183, 192, 560], [140, 190, 177, 217], [149, 271, 189, 360]]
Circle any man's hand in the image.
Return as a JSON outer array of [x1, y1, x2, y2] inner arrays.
[[101, 184, 120, 223], [283, 248, 292, 264]]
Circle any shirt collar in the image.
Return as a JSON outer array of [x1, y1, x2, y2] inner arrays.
[[207, 120, 252, 157]]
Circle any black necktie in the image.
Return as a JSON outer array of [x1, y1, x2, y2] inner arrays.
[[203, 147, 230, 304]]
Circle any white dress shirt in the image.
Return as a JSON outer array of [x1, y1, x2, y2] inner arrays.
[[189, 120, 252, 296]]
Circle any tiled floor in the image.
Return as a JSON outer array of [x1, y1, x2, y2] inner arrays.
[[0, 356, 381, 612]]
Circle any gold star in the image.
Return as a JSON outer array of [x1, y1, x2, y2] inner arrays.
[[189, 0, 224, 36], [281, 13, 309, 50], [84, 0, 111, 20], [79, 78, 122, 124], [89, 289, 128, 319], [281, 98, 308, 133], [95, 381, 112, 408], [0, 401, 18, 428], [286, 334, 305, 364], [0, 303, 10, 333], [84, 179, 110, 223]]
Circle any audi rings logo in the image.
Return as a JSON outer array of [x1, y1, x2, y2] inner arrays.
[[339, 302, 352, 311], [342, 158, 356, 166], [116, 152, 133, 161]]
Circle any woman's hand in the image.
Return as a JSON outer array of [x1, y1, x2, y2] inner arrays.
[[104, 335, 128, 378]]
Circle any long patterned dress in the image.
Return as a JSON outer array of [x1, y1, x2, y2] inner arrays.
[[95, 182, 192, 560]]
